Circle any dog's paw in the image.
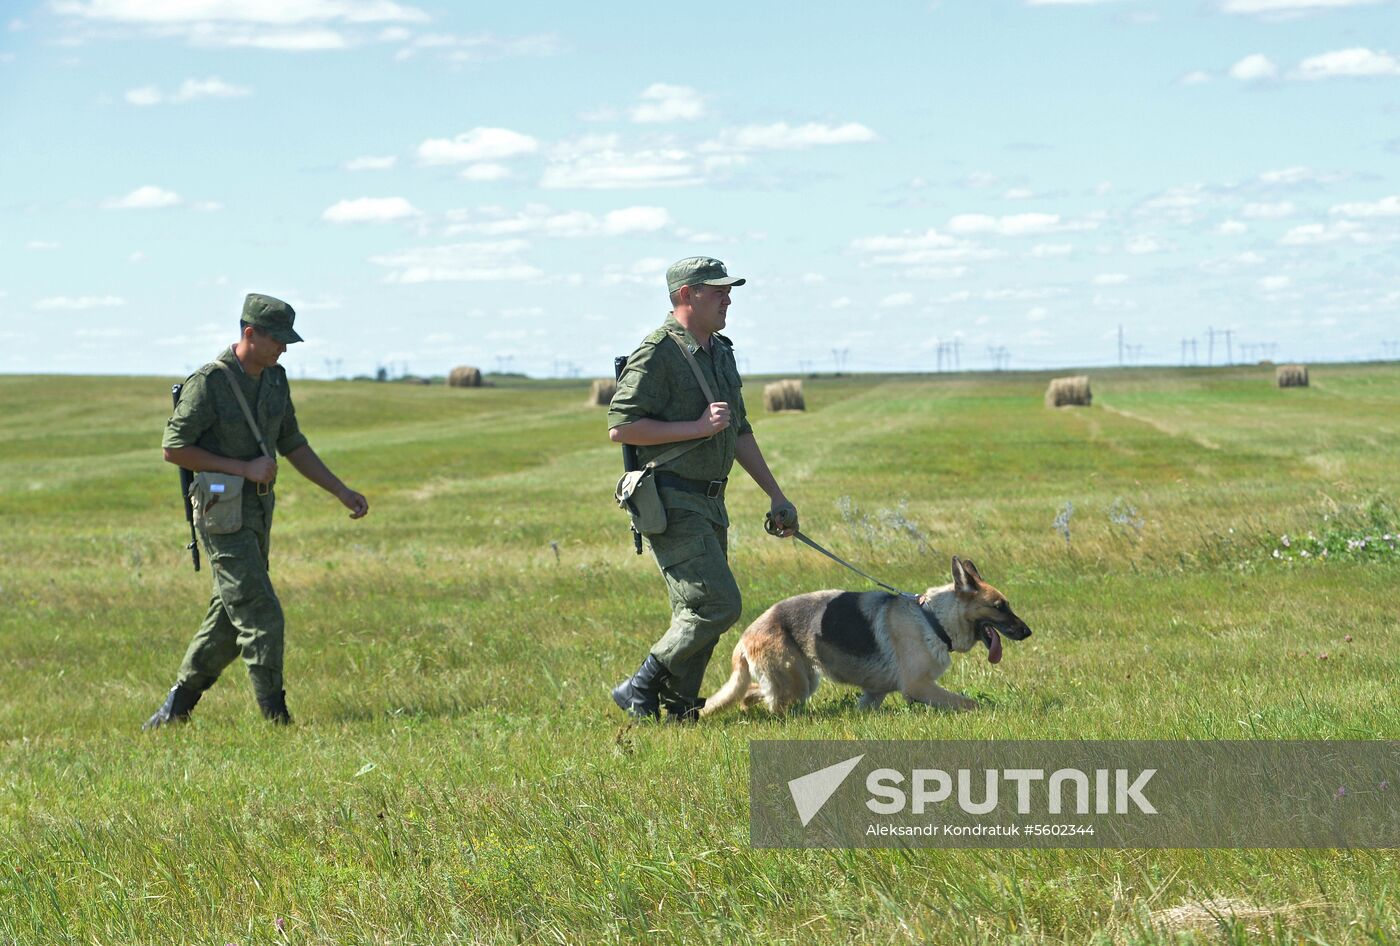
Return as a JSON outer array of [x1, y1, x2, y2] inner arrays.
[[954, 695, 979, 712]]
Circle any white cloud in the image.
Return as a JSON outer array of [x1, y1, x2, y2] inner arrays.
[[1330, 195, 1400, 217], [54, 1, 429, 25], [445, 204, 671, 238], [908, 265, 969, 280], [1221, 0, 1385, 15], [417, 127, 538, 165], [1230, 54, 1278, 80], [26, 240, 60, 250], [700, 121, 878, 152], [459, 163, 511, 181], [1242, 201, 1296, 218], [1279, 220, 1369, 244], [35, 295, 125, 310], [948, 212, 1090, 236], [541, 136, 700, 189], [1026, 0, 1125, 5], [850, 228, 996, 265], [829, 297, 852, 310], [1026, 306, 1049, 322], [1003, 188, 1034, 200], [1093, 273, 1129, 285], [322, 196, 421, 223], [1179, 70, 1212, 86], [1218, 219, 1249, 234], [369, 239, 542, 284], [1294, 47, 1400, 79], [344, 155, 397, 171], [1031, 243, 1073, 257], [630, 83, 703, 123], [129, 251, 146, 262], [1258, 165, 1344, 186], [125, 76, 250, 105], [880, 292, 915, 307], [103, 185, 181, 209], [1259, 275, 1292, 291], [191, 200, 223, 212], [1126, 235, 1166, 254], [392, 31, 559, 63]]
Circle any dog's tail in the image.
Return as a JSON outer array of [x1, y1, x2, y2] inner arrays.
[[699, 640, 751, 717]]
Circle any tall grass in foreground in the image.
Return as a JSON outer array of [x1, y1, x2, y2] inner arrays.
[[1, 365, 1398, 944]]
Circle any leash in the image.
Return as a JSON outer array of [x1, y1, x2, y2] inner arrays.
[[766, 513, 918, 601], [765, 513, 954, 648]]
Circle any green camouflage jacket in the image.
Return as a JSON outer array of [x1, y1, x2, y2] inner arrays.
[[163, 347, 308, 507], [608, 313, 751, 487]]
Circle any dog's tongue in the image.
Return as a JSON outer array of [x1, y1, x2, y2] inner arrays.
[[986, 627, 1002, 664]]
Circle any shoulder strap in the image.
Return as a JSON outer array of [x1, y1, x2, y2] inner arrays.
[[667, 332, 716, 402], [211, 360, 273, 459], [638, 333, 724, 472]]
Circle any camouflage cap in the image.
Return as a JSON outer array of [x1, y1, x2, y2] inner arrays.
[[241, 293, 303, 344], [666, 257, 747, 294]]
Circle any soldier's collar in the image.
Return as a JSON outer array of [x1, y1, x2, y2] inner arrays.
[[663, 312, 702, 353]]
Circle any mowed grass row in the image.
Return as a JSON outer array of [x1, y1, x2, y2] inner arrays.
[[1, 364, 1398, 944]]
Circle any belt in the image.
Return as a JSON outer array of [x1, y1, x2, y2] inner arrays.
[[654, 472, 727, 499]]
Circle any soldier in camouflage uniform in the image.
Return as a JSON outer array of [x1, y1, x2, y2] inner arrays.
[[143, 293, 369, 729], [608, 257, 798, 721]]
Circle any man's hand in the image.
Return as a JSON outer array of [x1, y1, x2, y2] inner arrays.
[[337, 487, 369, 519], [243, 456, 277, 485], [767, 498, 799, 538], [696, 401, 731, 436]]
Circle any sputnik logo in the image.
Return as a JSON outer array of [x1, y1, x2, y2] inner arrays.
[[788, 754, 864, 827]]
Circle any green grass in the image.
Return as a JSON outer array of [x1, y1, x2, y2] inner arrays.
[[1, 364, 1398, 945]]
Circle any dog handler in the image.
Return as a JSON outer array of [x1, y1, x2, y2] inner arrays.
[[608, 257, 798, 721], [144, 294, 369, 729]]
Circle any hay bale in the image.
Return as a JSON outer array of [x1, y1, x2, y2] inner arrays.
[[1276, 364, 1309, 388], [588, 379, 617, 406], [763, 379, 806, 412], [447, 365, 482, 388], [1045, 375, 1092, 408]]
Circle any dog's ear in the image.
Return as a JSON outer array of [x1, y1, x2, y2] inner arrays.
[[952, 556, 979, 593], [961, 558, 984, 585]]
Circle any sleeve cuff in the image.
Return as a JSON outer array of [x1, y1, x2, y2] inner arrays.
[[277, 435, 309, 456]]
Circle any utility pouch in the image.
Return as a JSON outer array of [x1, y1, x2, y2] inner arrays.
[[616, 467, 667, 535], [190, 472, 245, 534], [611, 333, 723, 538]]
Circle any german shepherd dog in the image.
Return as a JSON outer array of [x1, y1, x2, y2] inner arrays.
[[701, 557, 1031, 716]]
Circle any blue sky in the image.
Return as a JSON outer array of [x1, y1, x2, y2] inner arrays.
[[2, 0, 1399, 378]]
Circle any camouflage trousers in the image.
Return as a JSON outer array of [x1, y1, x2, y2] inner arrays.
[[177, 501, 285, 703], [646, 502, 743, 701]]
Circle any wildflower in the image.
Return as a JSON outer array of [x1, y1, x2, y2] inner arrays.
[[1281, 534, 1291, 548], [1335, 786, 1347, 800], [275, 919, 285, 933], [1344, 634, 1353, 643], [1381, 780, 1390, 791], [1300, 550, 1310, 558], [1318, 652, 1328, 660], [1272, 549, 1281, 559]]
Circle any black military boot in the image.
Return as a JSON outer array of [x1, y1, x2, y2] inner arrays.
[[663, 694, 705, 724], [142, 684, 202, 731], [257, 690, 293, 725], [611, 654, 669, 720]]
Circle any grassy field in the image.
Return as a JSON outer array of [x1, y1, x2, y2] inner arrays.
[[1, 363, 1398, 945]]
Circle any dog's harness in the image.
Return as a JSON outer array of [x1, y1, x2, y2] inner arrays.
[[767, 518, 953, 648]]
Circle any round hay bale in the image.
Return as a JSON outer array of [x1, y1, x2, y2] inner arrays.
[[1045, 375, 1092, 408], [588, 379, 617, 406], [448, 365, 482, 388], [1276, 364, 1309, 388], [763, 379, 806, 412]]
